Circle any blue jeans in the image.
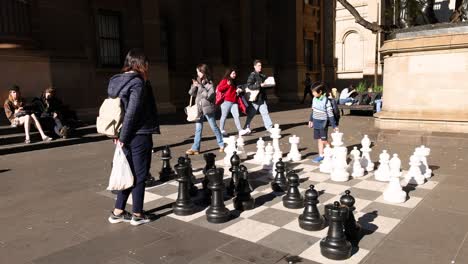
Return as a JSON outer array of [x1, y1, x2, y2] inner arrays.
[[192, 113, 224, 151], [244, 99, 273, 130], [220, 101, 242, 131], [339, 98, 354, 105], [115, 134, 153, 214], [374, 99, 383, 112]]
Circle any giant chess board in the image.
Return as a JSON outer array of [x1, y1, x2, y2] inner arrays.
[[98, 151, 439, 264]]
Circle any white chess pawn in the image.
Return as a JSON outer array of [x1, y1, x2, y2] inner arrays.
[[350, 146, 364, 178], [417, 146, 432, 179], [404, 153, 425, 185], [330, 146, 349, 182], [360, 135, 374, 172], [236, 136, 247, 160], [263, 143, 274, 169], [383, 153, 406, 203], [319, 144, 333, 173], [286, 135, 302, 162], [375, 150, 391, 182], [223, 136, 237, 166], [254, 137, 265, 164]]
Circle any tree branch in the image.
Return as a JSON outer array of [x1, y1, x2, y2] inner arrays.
[[337, 0, 385, 33]]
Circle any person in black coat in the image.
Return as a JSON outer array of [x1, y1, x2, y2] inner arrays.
[[107, 49, 160, 226]]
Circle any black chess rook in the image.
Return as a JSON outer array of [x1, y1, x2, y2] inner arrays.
[[159, 145, 175, 182], [282, 171, 304, 209], [172, 157, 195, 216], [202, 153, 217, 190], [206, 167, 231, 223], [320, 201, 352, 260], [299, 185, 326, 231], [227, 152, 240, 197], [184, 154, 199, 197], [271, 158, 287, 192], [340, 190, 361, 243], [233, 165, 255, 211]]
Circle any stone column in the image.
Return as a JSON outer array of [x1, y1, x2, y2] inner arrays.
[[141, 0, 175, 113]]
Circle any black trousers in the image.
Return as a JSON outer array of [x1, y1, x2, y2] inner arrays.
[[115, 134, 153, 214]]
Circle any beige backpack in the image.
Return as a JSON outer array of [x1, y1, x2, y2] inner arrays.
[[96, 97, 124, 138]]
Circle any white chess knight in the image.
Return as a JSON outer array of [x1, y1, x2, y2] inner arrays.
[[404, 153, 426, 185], [254, 137, 265, 164], [263, 142, 274, 169], [349, 146, 364, 178], [223, 136, 237, 166], [236, 136, 247, 160], [360, 135, 375, 172], [330, 146, 349, 182], [270, 124, 283, 162], [286, 135, 302, 162], [416, 145, 432, 179], [319, 144, 333, 173], [383, 153, 407, 203], [375, 150, 391, 182]]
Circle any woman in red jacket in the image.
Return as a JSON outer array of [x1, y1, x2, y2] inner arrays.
[[216, 68, 244, 136]]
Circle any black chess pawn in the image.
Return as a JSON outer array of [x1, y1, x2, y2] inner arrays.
[[282, 171, 304, 209], [234, 165, 255, 211], [320, 201, 352, 260], [340, 190, 361, 244], [227, 152, 241, 197], [206, 167, 231, 223], [159, 145, 175, 182], [184, 154, 199, 197], [172, 157, 195, 216], [299, 185, 326, 231], [271, 158, 287, 192], [202, 153, 217, 190]]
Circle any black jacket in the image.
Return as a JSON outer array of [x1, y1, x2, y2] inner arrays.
[[107, 72, 160, 144], [245, 71, 267, 102]]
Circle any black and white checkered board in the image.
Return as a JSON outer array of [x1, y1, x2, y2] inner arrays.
[[99, 153, 439, 264]]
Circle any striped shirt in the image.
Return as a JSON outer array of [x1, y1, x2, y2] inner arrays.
[[309, 95, 337, 127]]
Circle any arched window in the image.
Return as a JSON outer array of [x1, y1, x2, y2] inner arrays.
[[342, 31, 363, 71], [0, 0, 32, 46]]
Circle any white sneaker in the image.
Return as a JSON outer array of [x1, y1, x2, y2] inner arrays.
[[221, 130, 228, 136], [239, 128, 251, 136]]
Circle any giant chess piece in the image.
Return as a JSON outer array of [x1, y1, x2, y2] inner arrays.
[[417, 146, 432, 179], [184, 155, 199, 196], [384, 154, 407, 204], [206, 167, 231, 223], [320, 144, 333, 173], [299, 185, 326, 231], [202, 153, 216, 202], [271, 158, 288, 192], [236, 136, 247, 160], [223, 136, 237, 166], [227, 152, 241, 197], [173, 157, 195, 216], [286, 135, 302, 162], [145, 172, 157, 188], [320, 201, 352, 260], [330, 146, 349, 182], [349, 147, 364, 178], [270, 124, 283, 163], [234, 165, 255, 211], [375, 150, 391, 182], [340, 190, 361, 244], [254, 137, 266, 164], [404, 153, 425, 185], [263, 143, 274, 170], [159, 145, 175, 182], [282, 171, 304, 209], [360, 135, 375, 172]]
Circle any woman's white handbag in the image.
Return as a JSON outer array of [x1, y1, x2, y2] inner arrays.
[[185, 96, 200, 122], [107, 145, 134, 191]]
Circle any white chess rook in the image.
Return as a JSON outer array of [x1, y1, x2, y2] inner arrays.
[[350, 146, 364, 178], [254, 138, 265, 164], [286, 135, 302, 162], [319, 144, 333, 173], [330, 146, 349, 182], [383, 154, 406, 203], [404, 153, 426, 185], [270, 124, 283, 162], [375, 150, 391, 182]]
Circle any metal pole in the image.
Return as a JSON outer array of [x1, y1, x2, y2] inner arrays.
[[374, 2, 380, 89]]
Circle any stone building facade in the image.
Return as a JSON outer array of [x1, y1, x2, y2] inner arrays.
[[0, 0, 333, 123]]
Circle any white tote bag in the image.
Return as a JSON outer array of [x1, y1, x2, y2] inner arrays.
[[185, 96, 200, 122], [107, 145, 134, 191]]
